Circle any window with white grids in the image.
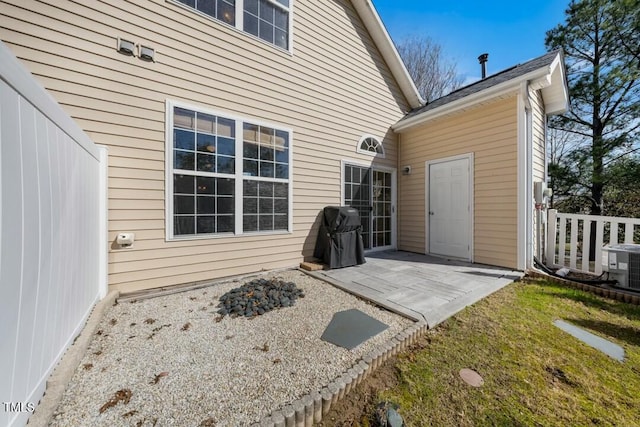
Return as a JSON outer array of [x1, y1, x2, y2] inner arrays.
[[173, 0, 291, 50], [167, 101, 291, 238], [357, 135, 385, 157]]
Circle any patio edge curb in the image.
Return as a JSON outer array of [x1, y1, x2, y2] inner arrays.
[[27, 290, 120, 427], [252, 321, 429, 426]]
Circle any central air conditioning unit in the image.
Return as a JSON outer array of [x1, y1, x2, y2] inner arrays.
[[602, 244, 640, 290]]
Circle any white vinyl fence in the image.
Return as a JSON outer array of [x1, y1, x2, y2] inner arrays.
[[0, 42, 107, 427], [546, 209, 640, 275]]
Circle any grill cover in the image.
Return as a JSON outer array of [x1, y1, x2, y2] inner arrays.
[[314, 206, 366, 269]]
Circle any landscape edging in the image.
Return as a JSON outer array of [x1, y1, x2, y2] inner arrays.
[[252, 321, 428, 426]]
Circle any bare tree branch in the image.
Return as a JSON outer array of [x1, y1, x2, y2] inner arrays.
[[396, 35, 464, 103]]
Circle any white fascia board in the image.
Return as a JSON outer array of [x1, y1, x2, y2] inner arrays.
[[546, 100, 569, 115], [532, 54, 569, 115], [393, 68, 549, 132], [351, 0, 424, 109], [557, 66, 570, 113], [545, 56, 570, 115], [530, 74, 551, 91], [393, 59, 566, 133], [393, 85, 518, 132]]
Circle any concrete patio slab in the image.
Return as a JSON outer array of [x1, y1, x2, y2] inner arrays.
[[307, 251, 524, 328]]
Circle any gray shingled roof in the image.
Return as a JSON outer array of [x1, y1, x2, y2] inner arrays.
[[403, 49, 562, 120]]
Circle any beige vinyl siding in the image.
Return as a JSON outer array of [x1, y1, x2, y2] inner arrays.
[[530, 88, 547, 258], [531, 89, 547, 182], [398, 96, 519, 269], [0, 0, 408, 292]]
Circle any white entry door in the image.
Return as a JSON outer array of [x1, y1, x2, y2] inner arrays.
[[428, 156, 472, 260]]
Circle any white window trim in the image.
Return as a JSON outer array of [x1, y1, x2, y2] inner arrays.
[[165, 99, 293, 241], [356, 134, 385, 158], [167, 0, 294, 54]]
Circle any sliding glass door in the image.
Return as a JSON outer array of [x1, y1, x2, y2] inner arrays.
[[343, 163, 395, 250]]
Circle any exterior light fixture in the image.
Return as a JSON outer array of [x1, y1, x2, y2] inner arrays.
[[117, 37, 135, 56], [139, 45, 155, 62]]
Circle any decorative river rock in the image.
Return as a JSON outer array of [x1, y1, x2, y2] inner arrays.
[[217, 278, 305, 318]]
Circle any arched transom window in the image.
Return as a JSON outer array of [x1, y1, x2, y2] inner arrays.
[[357, 135, 385, 157]]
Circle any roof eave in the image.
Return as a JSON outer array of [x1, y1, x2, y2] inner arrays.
[[393, 69, 547, 132], [393, 52, 570, 132], [543, 53, 570, 115], [351, 0, 424, 109]]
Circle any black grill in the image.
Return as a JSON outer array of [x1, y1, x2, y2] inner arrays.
[[313, 206, 366, 269]]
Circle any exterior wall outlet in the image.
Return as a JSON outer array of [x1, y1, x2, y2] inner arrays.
[[116, 232, 135, 247]]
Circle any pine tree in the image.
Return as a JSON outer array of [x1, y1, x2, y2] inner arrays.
[[545, 0, 640, 218]]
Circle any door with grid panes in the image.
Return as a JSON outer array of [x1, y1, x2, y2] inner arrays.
[[343, 164, 395, 250]]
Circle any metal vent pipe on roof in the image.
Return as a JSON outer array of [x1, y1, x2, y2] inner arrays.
[[478, 53, 489, 79]]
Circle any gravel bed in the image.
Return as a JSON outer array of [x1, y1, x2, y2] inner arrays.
[[50, 269, 412, 426]]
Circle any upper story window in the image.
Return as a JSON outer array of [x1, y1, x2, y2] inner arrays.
[[357, 135, 385, 158], [175, 0, 236, 25], [243, 0, 289, 49], [174, 0, 291, 50]]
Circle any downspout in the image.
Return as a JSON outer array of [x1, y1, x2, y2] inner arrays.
[[520, 81, 534, 270], [396, 131, 401, 251]]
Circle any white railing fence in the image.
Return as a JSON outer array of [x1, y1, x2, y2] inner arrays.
[[546, 209, 640, 275], [1, 42, 107, 427]]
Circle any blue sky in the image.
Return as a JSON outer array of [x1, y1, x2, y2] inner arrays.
[[372, 0, 570, 84]]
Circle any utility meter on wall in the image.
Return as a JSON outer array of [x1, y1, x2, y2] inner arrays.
[[534, 181, 553, 205]]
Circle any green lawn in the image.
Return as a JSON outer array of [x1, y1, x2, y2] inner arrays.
[[382, 279, 640, 426]]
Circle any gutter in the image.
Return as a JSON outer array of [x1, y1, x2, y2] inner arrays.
[[393, 65, 553, 132]]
